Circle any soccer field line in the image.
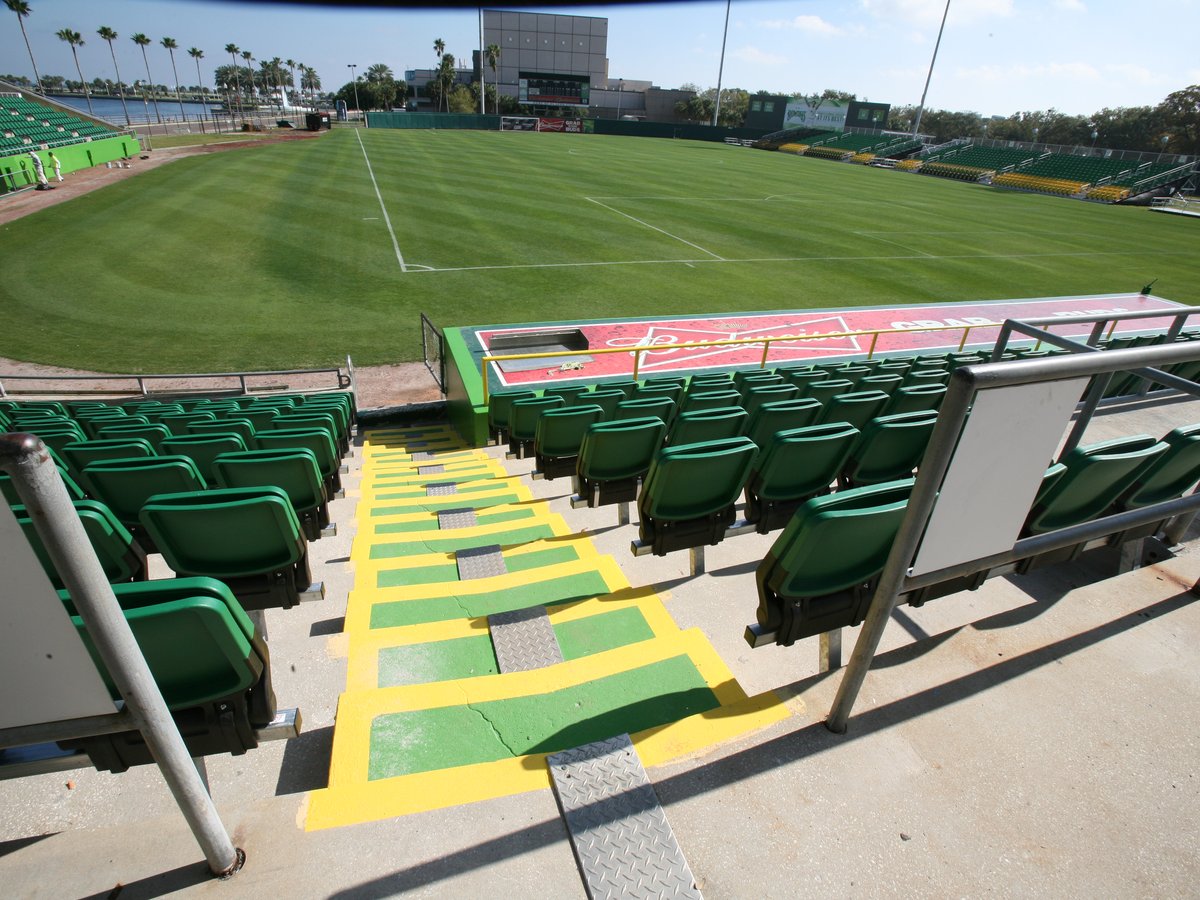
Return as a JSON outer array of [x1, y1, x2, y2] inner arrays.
[[355, 129, 408, 273], [407, 247, 1190, 275], [584, 196, 726, 260], [854, 232, 936, 258]]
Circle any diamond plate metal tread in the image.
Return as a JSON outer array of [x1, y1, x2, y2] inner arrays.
[[417, 465, 445, 475], [456, 544, 507, 580], [425, 482, 459, 497], [437, 508, 478, 530], [411, 450, 435, 459], [549, 734, 702, 900], [488, 606, 564, 672]]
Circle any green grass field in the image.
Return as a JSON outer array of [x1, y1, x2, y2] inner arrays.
[[2, 127, 1195, 372]]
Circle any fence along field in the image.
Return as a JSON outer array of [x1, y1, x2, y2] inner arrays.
[[1, 127, 1196, 374]]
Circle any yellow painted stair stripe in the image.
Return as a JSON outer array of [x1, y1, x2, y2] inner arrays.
[[350, 534, 600, 575], [354, 481, 531, 510], [349, 511, 571, 563], [356, 499, 550, 529]]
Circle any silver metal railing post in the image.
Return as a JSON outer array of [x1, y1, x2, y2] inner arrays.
[[0, 434, 242, 877]]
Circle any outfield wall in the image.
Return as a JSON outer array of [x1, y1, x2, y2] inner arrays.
[[367, 112, 501, 130], [0, 135, 141, 193]]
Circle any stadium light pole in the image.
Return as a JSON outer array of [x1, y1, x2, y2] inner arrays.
[[911, 0, 952, 137], [478, 8, 485, 116], [347, 64, 361, 126], [616, 79, 623, 118], [711, 0, 731, 127]]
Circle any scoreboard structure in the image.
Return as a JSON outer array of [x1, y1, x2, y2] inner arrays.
[[518, 72, 590, 108]]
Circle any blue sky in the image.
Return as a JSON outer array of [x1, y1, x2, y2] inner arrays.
[[4, 1, 1198, 117]]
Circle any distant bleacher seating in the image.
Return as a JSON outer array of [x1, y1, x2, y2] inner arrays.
[[0, 94, 119, 155], [915, 145, 1041, 181]]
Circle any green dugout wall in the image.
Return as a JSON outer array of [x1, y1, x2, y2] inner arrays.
[[0, 135, 141, 193]]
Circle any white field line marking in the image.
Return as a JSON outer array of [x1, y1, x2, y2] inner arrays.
[[854, 232, 936, 258], [585, 196, 725, 260], [406, 248, 1188, 275], [355, 129, 407, 273]]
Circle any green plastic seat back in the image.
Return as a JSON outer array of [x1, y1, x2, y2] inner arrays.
[[254, 428, 339, 478], [745, 398, 823, 449], [688, 374, 733, 392], [271, 412, 339, 444], [26, 428, 87, 455], [161, 412, 218, 434], [800, 379, 854, 403], [682, 390, 742, 414], [751, 422, 860, 500], [488, 390, 538, 430], [62, 439, 157, 476], [838, 365, 872, 387], [234, 409, 280, 432], [782, 369, 831, 390], [189, 418, 256, 445], [596, 380, 637, 398], [586, 390, 625, 419], [640, 436, 758, 522], [13, 499, 140, 588], [903, 368, 950, 387], [543, 385, 593, 407], [615, 396, 676, 424], [642, 376, 687, 389], [1119, 424, 1200, 509], [577, 417, 667, 481], [1027, 435, 1170, 534], [139, 486, 303, 577], [763, 479, 915, 598], [70, 582, 260, 708], [534, 405, 605, 457], [669, 407, 749, 446], [732, 370, 781, 388], [844, 411, 938, 485], [296, 401, 349, 437], [819, 390, 890, 431], [80, 456, 207, 526], [860, 374, 903, 394], [886, 384, 947, 415], [633, 383, 684, 406], [96, 423, 172, 449], [509, 396, 565, 442], [213, 448, 325, 512], [161, 434, 249, 483], [742, 384, 800, 417]]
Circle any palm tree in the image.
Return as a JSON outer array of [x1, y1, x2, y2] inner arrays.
[[224, 43, 242, 121], [486, 44, 500, 114], [56, 29, 93, 115], [131, 33, 162, 123], [269, 57, 285, 108], [161, 37, 187, 122], [97, 26, 131, 125], [285, 58, 297, 106], [366, 63, 393, 83], [438, 53, 455, 114], [433, 38, 445, 111], [301, 66, 320, 107], [188, 47, 204, 101], [6, 1, 42, 94], [241, 50, 255, 101]]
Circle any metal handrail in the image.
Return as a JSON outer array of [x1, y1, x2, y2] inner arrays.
[[479, 320, 1024, 404], [825, 329, 1200, 734]]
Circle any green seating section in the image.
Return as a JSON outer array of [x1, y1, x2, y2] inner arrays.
[[745, 423, 859, 533], [0, 95, 119, 156], [12, 499, 147, 588], [533, 404, 605, 480]]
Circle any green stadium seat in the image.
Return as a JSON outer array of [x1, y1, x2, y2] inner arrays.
[[799, 379, 854, 404], [57, 577, 277, 772], [574, 416, 667, 508], [543, 385, 593, 407], [22, 426, 87, 456], [212, 448, 330, 541], [585, 390, 625, 419], [1117, 424, 1200, 511], [634, 383, 684, 406], [161, 434, 249, 485], [818, 390, 890, 431], [255, 428, 344, 496], [12, 499, 147, 588], [745, 422, 860, 533], [636, 436, 758, 556], [96, 423, 172, 450], [859, 374, 903, 394], [744, 398, 823, 449], [79, 456, 207, 541], [188, 417, 257, 446], [231, 408, 280, 433], [61, 438, 157, 477], [138, 486, 314, 611], [755, 479, 915, 646], [642, 376, 688, 389], [668, 407, 748, 447], [488, 390, 539, 444], [596, 379, 638, 398], [614, 396, 676, 425], [161, 412, 218, 434], [841, 411, 939, 487], [742, 384, 800, 417], [273, 411, 347, 456], [681, 389, 743, 414], [532, 404, 605, 480], [508, 395, 565, 459], [885, 384, 947, 416]]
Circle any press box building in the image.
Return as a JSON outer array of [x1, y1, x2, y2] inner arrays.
[[477, 9, 610, 105]]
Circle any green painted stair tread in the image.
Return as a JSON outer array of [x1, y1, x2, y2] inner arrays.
[[374, 544, 582, 588], [369, 470, 499, 487], [367, 654, 716, 779], [373, 507, 536, 534], [373, 480, 516, 500], [376, 606, 656, 687], [368, 493, 524, 515], [370, 569, 611, 628], [368, 524, 557, 560]]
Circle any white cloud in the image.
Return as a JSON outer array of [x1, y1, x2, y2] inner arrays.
[[732, 46, 787, 66], [1104, 63, 1165, 87], [1054, 0, 1086, 10], [760, 14, 845, 36], [861, 0, 1013, 26], [951, 62, 1101, 85]]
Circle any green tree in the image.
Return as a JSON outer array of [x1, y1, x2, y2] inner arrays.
[[131, 33, 162, 122], [301, 66, 321, 105], [366, 63, 393, 83], [188, 47, 205, 99], [675, 95, 714, 123], [224, 44, 242, 119], [447, 83, 475, 113], [56, 28, 93, 115], [485, 44, 500, 113], [1159, 84, 1200, 155], [433, 38, 446, 111], [6, 1, 42, 93], [161, 37, 187, 122], [241, 50, 255, 98], [98, 26, 132, 125], [285, 58, 297, 105]]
